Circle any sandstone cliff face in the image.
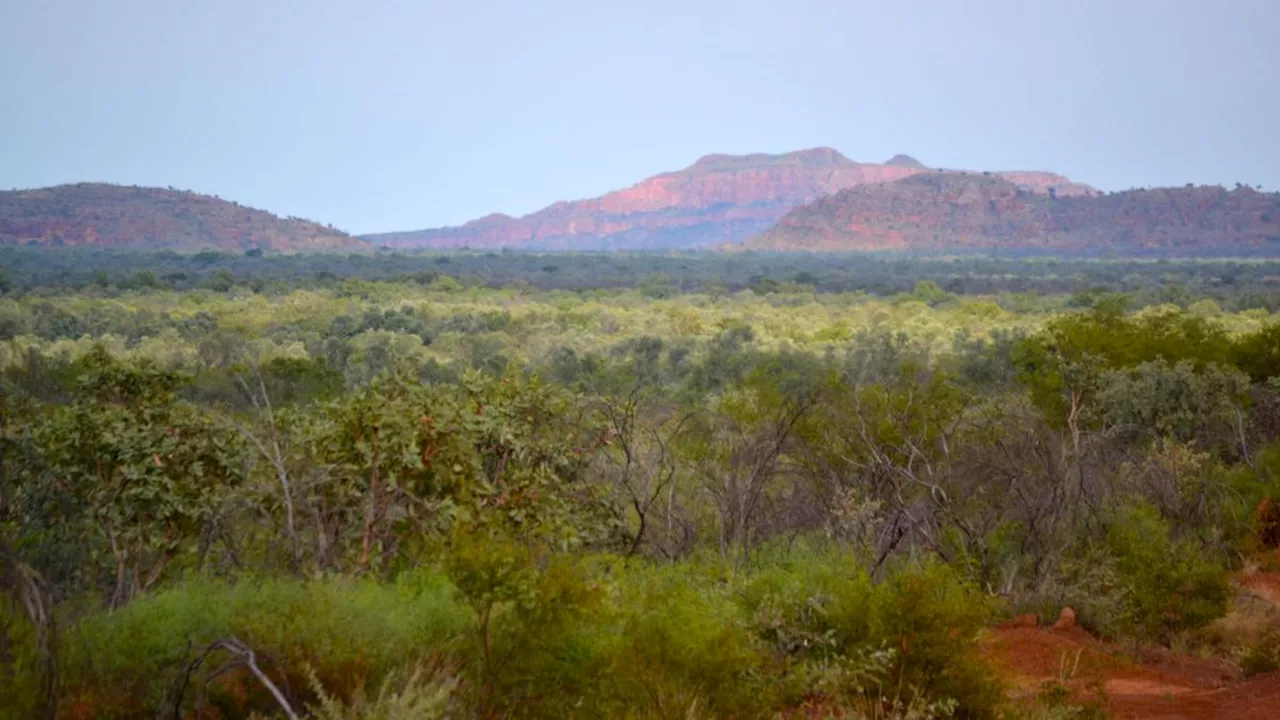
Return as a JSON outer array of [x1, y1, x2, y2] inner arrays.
[[745, 173, 1280, 252], [0, 183, 364, 251], [366, 149, 1093, 250]]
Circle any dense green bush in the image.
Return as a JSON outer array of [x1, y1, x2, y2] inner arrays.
[[737, 545, 1002, 718], [47, 571, 468, 717], [593, 563, 771, 718], [0, 549, 1007, 719], [1062, 503, 1230, 642], [1232, 322, 1280, 383]]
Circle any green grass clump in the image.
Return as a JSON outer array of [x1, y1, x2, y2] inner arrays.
[[306, 660, 461, 720]]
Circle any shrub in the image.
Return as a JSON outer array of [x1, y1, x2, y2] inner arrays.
[[50, 570, 468, 717], [737, 543, 1002, 718], [1240, 627, 1280, 677], [1225, 442, 1280, 556], [444, 533, 611, 718], [1070, 502, 1231, 643], [593, 563, 770, 719]]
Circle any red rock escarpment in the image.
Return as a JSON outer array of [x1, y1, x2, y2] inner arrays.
[[366, 148, 1093, 250]]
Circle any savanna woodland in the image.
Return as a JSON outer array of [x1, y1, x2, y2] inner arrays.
[[4, 249, 1280, 719]]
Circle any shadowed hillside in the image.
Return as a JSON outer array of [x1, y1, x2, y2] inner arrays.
[[742, 173, 1280, 253]]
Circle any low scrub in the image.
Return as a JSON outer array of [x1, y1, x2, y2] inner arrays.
[[3, 546, 1003, 719], [1060, 502, 1231, 643], [38, 570, 468, 718]]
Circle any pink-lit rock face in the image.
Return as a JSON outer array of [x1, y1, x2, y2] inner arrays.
[[366, 149, 1096, 250], [747, 173, 1280, 252]]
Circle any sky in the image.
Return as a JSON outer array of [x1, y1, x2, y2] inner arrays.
[[2, 0, 1277, 234]]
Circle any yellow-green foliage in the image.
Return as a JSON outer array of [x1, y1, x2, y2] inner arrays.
[[593, 562, 771, 719], [5, 285, 1272, 392], [0, 287, 1039, 372]]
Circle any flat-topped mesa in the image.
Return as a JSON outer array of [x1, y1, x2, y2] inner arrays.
[[685, 147, 855, 173], [363, 148, 1100, 251]]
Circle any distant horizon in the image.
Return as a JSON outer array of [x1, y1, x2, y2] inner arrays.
[[6, 146, 1276, 238], [6, 143, 1278, 237], [3, 1, 1277, 233]]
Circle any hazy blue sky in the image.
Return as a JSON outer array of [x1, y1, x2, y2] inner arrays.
[[2, 0, 1277, 233]]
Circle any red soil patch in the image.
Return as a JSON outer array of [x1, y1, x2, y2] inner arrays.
[[1241, 569, 1280, 606], [1201, 672, 1280, 719], [983, 623, 1280, 719]]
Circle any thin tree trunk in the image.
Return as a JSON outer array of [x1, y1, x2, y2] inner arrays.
[[360, 435, 380, 570]]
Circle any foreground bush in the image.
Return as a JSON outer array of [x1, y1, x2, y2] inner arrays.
[[1105, 503, 1231, 641], [2, 547, 1003, 719], [738, 545, 1001, 718], [33, 570, 467, 718], [1060, 502, 1231, 643]]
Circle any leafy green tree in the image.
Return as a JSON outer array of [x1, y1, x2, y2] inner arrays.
[[311, 372, 606, 572], [1093, 360, 1249, 449], [25, 347, 246, 607], [912, 279, 952, 306], [208, 268, 234, 292], [1016, 306, 1233, 439], [637, 272, 679, 299], [747, 274, 780, 295], [1232, 322, 1280, 383], [684, 354, 828, 562], [129, 270, 160, 290]]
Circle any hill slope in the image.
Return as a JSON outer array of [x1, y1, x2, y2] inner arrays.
[[744, 173, 1280, 253], [0, 183, 363, 251], [366, 148, 1094, 250]]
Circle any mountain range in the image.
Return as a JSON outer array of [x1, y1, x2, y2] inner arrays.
[[365, 148, 1099, 251], [0, 183, 363, 251], [3, 151, 1276, 255], [745, 172, 1280, 253]]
